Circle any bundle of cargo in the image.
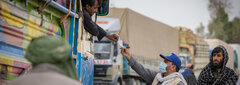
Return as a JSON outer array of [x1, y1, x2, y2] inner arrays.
[[194, 35, 209, 78], [176, 27, 195, 67], [176, 27, 209, 77], [101, 8, 180, 65]]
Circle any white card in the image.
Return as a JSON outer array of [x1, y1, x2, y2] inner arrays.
[[118, 39, 123, 48]]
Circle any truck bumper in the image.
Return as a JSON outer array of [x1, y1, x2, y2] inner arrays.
[[93, 80, 114, 85]]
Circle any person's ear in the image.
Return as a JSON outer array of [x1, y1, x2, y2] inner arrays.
[[86, 4, 90, 10], [174, 65, 177, 71], [171, 64, 176, 71]]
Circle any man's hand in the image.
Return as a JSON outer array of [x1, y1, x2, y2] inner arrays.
[[121, 47, 131, 61], [105, 34, 119, 42]]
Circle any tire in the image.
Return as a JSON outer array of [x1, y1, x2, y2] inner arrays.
[[117, 81, 121, 85], [122, 80, 126, 85], [135, 79, 141, 85], [125, 78, 136, 85], [140, 81, 146, 85], [116, 79, 122, 85]]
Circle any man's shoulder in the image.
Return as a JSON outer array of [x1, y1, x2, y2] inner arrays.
[[82, 8, 91, 18], [224, 67, 236, 73], [225, 67, 234, 70], [174, 77, 187, 85], [10, 72, 81, 85]]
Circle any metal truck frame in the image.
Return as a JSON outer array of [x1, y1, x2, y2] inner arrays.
[[0, 0, 98, 85]]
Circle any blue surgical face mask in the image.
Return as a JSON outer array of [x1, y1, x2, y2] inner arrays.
[[159, 62, 167, 73]]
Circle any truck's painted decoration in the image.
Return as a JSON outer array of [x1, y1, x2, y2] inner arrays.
[[0, 0, 84, 82]]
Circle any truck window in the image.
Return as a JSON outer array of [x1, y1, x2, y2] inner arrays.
[[94, 42, 111, 59]]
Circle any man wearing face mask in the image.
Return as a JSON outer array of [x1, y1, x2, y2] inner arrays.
[[121, 47, 187, 85], [197, 45, 238, 85]]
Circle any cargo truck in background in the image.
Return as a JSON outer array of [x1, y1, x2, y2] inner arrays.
[[93, 17, 124, 85], [176, 27, 209, 77], [93, 9, 180, 84], [93, 17, 144, 85]]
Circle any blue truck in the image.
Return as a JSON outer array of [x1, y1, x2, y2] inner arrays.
[[0, 0, 109, 85]]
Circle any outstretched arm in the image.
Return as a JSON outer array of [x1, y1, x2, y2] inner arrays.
[[121, 47, 158, 84]]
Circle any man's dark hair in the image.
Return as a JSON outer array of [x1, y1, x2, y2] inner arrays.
[[211, 46, 224, 57], [175, 65, 179, 72], [82, 0, 96, 7], [210, 46, 225, 68], [176, 67, 179, 72], [189, 65, 194, 69]]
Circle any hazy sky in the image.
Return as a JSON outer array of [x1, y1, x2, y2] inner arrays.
[[109, 0, 240, 33]]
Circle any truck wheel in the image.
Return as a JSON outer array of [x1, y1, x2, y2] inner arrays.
[[117, 79, 122, 85], [140, 81, 146, 85], [117, 80, 122, 85], [135, 79, 141, 85], [122, 80, 126, 85], [117, 81, 121, 85], [126, 78, 136, 85]]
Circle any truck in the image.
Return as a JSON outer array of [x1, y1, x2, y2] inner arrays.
[[176, 27, 209, 77], [93, 8, 179, 85], [93, 17, 124, 85], [0, 0, 109, 85], [176, 27, 195, 69]]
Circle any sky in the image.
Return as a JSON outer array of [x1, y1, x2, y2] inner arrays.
[[109, 0, 240, 33]]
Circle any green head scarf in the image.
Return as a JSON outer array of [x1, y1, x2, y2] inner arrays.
[[25, 36, 78, 80]]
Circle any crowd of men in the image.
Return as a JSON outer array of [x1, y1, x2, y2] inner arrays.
[[7, 0, 240, 85], [121, 45, 239, 85], [9, 35, 240, 85]]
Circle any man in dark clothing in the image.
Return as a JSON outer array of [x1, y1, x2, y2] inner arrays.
[[181, 64, 197, 85], [121, 47, 187, 85], [197, 45, 238, 85], [82, 0, 118, 41]]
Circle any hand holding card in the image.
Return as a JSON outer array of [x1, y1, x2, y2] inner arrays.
[[118, 38, 124, 48]]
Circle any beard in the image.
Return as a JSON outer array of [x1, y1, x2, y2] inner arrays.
[[211, 60, 224, 68]]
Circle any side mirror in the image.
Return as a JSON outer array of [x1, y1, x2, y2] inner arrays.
[[97, 0, 109, 16], [113, 43, 118, 56], [113, 57, 117, 63]]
